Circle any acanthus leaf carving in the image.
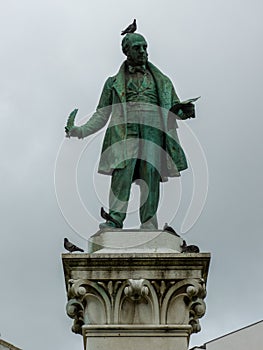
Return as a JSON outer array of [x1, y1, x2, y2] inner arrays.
[[97, 280, 123, 300]]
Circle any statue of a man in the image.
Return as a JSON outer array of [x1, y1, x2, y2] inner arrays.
[[67, 33, 195, 229]]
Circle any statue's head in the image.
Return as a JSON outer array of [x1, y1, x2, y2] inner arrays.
[[121, 33, 148, 66]]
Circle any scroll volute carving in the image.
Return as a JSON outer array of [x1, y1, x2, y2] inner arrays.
[[66, 279, 111, 334], [161, 279, 207, 333], [186, 283, 206, 333], [66, 298, 84, 334]]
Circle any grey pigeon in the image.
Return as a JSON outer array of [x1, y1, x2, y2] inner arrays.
[[163, 223, 180, 237], [121, 19, 137, 35], [100, 207, 121, 227], [64, 237, 84, 253], [181, 240, 200, 253]]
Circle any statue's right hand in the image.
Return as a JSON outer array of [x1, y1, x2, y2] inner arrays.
[[65, 108, 79, 137], [65, 126, 82, 139]]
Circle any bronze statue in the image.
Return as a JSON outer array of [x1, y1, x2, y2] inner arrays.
[[66, 32, 198, 230]]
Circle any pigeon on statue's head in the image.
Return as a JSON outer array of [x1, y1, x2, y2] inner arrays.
[[121, 19, 137, 35]]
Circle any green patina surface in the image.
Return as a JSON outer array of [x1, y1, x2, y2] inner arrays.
[[65, 33, 197, 229]]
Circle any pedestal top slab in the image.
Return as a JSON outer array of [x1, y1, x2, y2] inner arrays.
[[88, 229, 184, 253]]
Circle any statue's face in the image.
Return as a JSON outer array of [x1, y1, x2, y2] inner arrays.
[[127, 38, 148, 66]]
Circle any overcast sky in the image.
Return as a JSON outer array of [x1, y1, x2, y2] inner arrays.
[[1, 1, 263, 349]]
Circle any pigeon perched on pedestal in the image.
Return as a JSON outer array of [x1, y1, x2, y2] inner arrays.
[[121, 19, 137, 35], [64, 238, 84, 253], [163, 223, 180, 237], [181, 240, 200, 253]]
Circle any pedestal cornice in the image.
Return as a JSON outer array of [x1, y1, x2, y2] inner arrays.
[[62, 253, 210, 285]]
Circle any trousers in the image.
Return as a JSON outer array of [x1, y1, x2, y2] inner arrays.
[[109, 158, 160, 229]]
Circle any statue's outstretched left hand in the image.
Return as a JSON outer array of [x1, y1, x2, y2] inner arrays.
[[180, 102, 195, 119]]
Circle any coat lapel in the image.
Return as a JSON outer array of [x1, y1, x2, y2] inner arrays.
[[112, 62, 127, 103], [147, 62, 172, 109]]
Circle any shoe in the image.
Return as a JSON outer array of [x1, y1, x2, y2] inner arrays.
[[140, 215, 158, 230], [140, 223, 158, 230]]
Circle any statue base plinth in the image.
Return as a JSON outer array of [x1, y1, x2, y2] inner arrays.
[[62, 229, 210, 350], [83, 325, 191, 350], [88, 229, 184, 253]]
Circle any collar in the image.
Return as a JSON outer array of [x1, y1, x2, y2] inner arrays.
[[128, 64, 146, 74]]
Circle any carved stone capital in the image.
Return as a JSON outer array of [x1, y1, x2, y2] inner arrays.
[[65, 276, 207, 334], [62, 250, 210, 349]]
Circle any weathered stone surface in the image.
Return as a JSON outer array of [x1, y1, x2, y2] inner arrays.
[[62, 240, 210, 350], [83, 325, 191, 350], [88, 230, 184, 253], [63, 252, 210, 281]]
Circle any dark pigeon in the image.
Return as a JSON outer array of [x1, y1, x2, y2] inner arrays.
[[121, 19, 137, 35], [163, 223, 180, 237], [100, 207, 121, 227], [64, 238, 84, 253], [181, 240, 200, 253]]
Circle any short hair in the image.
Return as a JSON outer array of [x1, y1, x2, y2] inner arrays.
[[121, 33, 147, 55]]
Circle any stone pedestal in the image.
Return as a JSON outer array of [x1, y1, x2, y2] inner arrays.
[[82, 325, 191, 350], [62, 230, 210, 350]]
